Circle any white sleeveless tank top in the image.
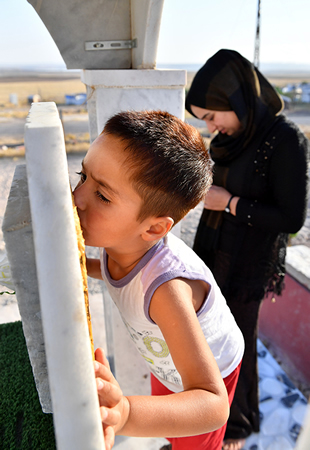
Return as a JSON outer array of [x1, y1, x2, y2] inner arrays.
[[100, 233, 244, 392]]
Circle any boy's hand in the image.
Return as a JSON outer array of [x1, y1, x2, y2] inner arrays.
[[94, 348, 130, 449]]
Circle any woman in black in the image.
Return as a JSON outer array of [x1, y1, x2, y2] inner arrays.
[[185, 49, 309, 450]]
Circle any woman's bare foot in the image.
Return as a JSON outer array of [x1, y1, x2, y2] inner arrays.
[[222, 438, 246, 450]]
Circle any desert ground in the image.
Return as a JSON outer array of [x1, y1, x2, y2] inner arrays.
[[1, 68, 310, 106], [1, 69, 310, 151]]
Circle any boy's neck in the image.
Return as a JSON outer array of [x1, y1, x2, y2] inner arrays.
[[106, 240, 160, 281]]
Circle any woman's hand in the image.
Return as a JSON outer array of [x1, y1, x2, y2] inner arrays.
[[94, 348, 130, 450], [204, 185, 239, 216], [204, 185, 231, 211]]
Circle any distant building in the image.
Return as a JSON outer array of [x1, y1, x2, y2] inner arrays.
[[300, 84, 310, 103], [28, 94, 41, 104], [282, 83, 297, 94], [65, 93, 87, 105], [282, 82, 310, 103]]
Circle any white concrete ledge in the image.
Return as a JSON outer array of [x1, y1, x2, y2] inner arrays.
[[81, 68, 186, 88], [24, 102, 105, 449], [2, 164, 52, 412]]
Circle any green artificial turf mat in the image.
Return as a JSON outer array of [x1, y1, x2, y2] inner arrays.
[[0, 321, 56, 450]]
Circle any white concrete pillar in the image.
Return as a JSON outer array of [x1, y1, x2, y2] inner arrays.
[[81, 68, 186, 239], [81, 69, 186, 141], [131, 0, 165, 69], [27, 0, 164, 71], [81, 69, 186, 386], [24, 102, 105, 450]]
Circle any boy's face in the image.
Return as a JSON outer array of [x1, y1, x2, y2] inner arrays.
[[73, 133, 147, 252]]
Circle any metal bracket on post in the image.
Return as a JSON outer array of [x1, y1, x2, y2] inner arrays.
[[85, 39, 137, 51]]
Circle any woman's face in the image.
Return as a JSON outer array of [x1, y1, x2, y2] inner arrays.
[[190, 105, 243, 136]]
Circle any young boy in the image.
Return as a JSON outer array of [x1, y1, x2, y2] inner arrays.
[[73, 110, 244, 450]]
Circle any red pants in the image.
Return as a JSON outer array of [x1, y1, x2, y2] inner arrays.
[[151, 361, 242, 450]]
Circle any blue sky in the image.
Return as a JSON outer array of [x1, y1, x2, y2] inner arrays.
[[0, 0, 309, 69]]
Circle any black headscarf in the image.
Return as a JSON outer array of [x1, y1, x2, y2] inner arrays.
[[185, 49, 283, 163]]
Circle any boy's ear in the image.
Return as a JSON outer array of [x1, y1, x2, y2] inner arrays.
[[142, 217, 174, 242]]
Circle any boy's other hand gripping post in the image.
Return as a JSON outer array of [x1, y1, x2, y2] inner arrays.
[[94, 348, 130, 450]]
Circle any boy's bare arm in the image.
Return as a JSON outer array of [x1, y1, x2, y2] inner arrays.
[[94, 278, 229, 443], [86, 257, 103, 279]]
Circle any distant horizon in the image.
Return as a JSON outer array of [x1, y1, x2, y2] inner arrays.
[[158, 62, 310, 75], [1, 61, 310, 77]]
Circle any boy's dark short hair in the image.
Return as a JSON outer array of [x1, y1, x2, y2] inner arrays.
[[102, 110, 213, 225]]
